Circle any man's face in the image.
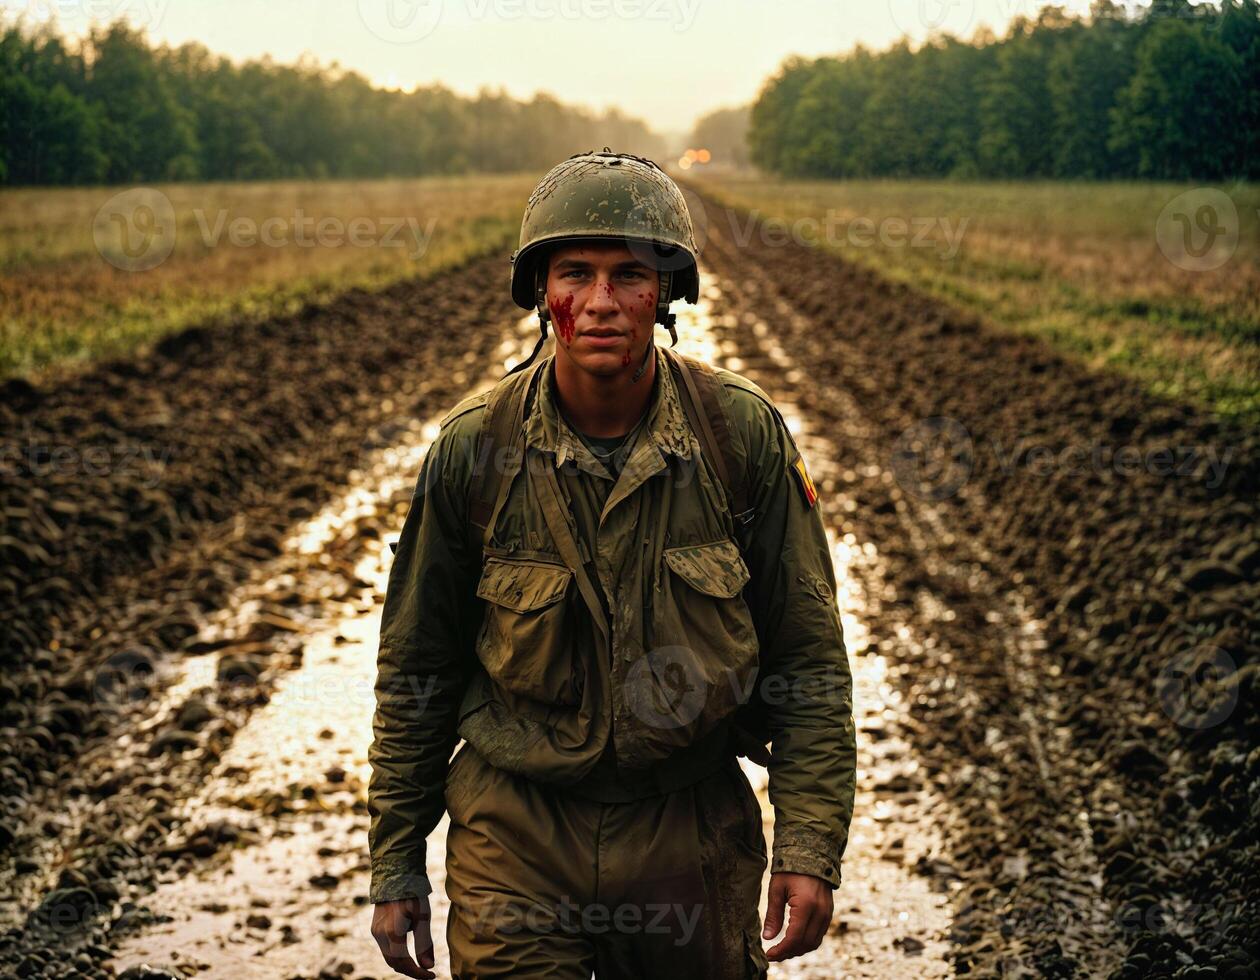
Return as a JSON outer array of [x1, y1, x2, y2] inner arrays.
[[545, 241, 659, 378]]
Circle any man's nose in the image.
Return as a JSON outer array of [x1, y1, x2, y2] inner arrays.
[[585, 276, 619, 314]]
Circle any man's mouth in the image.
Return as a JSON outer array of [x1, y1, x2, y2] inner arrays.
[[579, 329, 625, 344]]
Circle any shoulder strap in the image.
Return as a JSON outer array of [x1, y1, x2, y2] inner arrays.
[[467, 359, 547, 548], [665, 350, 768, 764], [441, 389, 489, 429], [663, 347, 754, 529]]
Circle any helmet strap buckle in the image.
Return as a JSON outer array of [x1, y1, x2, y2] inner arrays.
[[656, 268, 678, 347], [505, 267, 551, 377], [632, 266, 677, 383], [662, 313, 678, 348]]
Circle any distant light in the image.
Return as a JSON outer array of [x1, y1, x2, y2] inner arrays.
[[697, 148, 711, 163], [683, 148, 697, 162], [678, 157, 693, 170]]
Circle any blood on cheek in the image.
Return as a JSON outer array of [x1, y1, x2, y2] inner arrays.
[[549, 281, 654, 352], [550, 293, 576, 343]]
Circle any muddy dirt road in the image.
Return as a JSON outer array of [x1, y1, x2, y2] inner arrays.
[[2, 195, 1256, 979]]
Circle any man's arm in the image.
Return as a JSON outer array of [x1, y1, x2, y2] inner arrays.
[[729, 382, 856, 956], [368, 416, 483, 904]]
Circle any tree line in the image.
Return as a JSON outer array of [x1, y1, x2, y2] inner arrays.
[[0, 19, 665, 186], [749, 0, 1260, 180]]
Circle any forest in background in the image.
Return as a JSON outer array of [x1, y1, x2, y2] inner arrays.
[[749, 0, 1260, 180], [8, 2, 1260, 187], [0, 18, 664, 186]]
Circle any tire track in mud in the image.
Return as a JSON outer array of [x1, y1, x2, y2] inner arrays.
[[0, 255, 525, 980], [699, 243, 1120, 974], [691, 188, 1258, 978]]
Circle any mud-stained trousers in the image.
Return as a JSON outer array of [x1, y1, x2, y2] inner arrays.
[[443, 744, 770, 979]]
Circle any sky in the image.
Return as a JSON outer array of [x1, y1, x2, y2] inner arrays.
[[8, 0, 1102, 133]]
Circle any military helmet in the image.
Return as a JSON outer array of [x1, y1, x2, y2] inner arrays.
[[509, 148, 700, 331]]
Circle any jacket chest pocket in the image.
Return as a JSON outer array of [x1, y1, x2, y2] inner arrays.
[[661, 539, 756, 654], [647, 539, 759, 738], [475, 556, 581, 706]]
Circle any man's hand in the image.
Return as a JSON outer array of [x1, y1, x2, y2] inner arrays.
[[762, 871, 834, 962], [371, 895, 435, 979]]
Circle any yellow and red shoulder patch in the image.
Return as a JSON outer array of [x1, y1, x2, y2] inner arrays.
[[791, 455, 818, 508]]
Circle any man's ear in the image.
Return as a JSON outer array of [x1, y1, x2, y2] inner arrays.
[[540, 246, 558, 289], [534, 247, 554, 308]]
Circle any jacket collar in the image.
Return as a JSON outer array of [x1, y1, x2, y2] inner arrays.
[[524, 346, 695, 468]]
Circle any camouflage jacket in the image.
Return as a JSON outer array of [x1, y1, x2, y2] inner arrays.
[[368, 348, 856, 903]]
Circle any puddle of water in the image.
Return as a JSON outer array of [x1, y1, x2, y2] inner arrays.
[[113, 296, 952, 978], [110, 317, 539, 977]]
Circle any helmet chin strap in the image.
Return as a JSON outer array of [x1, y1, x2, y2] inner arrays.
[[634, 268, 677, 383], [505, 266, 552, 377], [631, 333, 654, 383]]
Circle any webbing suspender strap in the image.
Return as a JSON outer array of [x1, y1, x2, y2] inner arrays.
[[671, 351, 730, 488], [663, 348, 754, 527], [468, 360, 545, 551], [535, 462, 611, 647], [463, 358, 610, 644]]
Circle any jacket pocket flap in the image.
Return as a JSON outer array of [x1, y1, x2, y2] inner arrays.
[[663, 540, 750, 599], [476, 557, 572, 613]]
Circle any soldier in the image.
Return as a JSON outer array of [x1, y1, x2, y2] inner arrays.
[[368, 148, 856, 979]]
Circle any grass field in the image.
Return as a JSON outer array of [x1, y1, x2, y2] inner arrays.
[[689, 175, 1260, 422], [0, 174, 537, 380], [6, 173, 1258, 421]]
